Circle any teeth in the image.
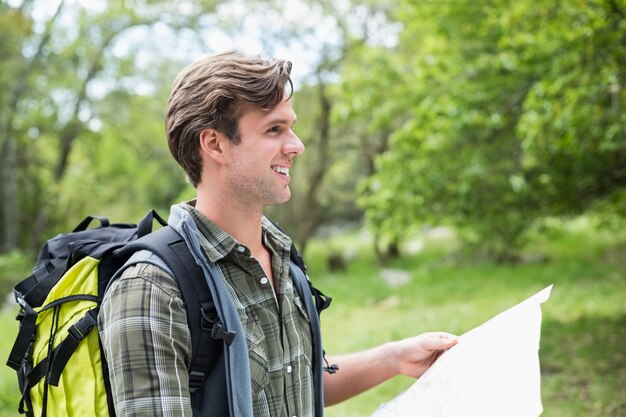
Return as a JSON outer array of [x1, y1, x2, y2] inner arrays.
[[273, 166, 290, 176]]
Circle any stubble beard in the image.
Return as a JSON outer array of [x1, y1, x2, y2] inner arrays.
[[227, 170, 292, 213]]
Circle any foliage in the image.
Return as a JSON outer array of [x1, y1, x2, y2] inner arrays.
[[0, 215, 624, 415], [0, 0, 214, 254], [0, 0, 400, 256], [2, 0, 625, 263], [308, 217, 626, 417], [353, 0, 626, 260], [0, 251, 32, 298]]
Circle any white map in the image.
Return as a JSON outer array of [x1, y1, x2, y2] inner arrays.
[[372, 285, 553, 417]]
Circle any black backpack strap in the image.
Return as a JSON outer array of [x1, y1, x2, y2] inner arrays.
[[292, 245, 332, 315], [288, 250, 332, 346], [6, 303, 38, 371], [120, 226, 229, 393], [47, 308, 99, 386], [272, 221, 334, 414], [14, 214, 115, 309], [12, 257, 69, 314], [270, 221, 333, 316], [289, 261, 327, 416]]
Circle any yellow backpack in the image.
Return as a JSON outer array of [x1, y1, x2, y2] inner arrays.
[[6, 211, 223, 417]]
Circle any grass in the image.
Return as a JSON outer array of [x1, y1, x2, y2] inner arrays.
[[0, 217, 624, 416], [308, 218, 626, 417]]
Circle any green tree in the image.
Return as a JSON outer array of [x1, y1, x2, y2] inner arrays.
[[217, 0, 401, 252], [0, 0, 218, 253], [356, 0, 625, 261]]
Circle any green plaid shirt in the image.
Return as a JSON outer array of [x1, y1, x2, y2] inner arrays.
[[99, 204, 314, 417]]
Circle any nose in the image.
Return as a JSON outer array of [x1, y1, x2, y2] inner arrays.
[[284, 131, 305, 156]]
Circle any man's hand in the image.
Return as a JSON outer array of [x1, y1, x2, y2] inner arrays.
[[386, 332, 458, 378], [323, 331, 458, 406]]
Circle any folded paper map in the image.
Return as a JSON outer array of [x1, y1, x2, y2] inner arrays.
[[372, 285, 553, 417]]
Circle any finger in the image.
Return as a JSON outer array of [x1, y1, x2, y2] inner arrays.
[[431, 333, 458, 349]]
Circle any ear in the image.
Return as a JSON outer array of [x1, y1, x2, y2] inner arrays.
[[199, 128, 226, 164]]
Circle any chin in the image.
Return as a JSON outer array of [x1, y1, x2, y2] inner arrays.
[[269, 191, 292, 206]]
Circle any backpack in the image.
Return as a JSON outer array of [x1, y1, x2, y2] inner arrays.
[[6, 209, 331, 417]]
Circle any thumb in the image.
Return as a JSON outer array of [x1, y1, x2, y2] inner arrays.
[[426, 332, 458, 350]]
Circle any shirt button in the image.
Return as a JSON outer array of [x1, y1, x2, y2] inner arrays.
[[287, 365, 293, 374], [237, 246, 245, 253], [260, 277, 269, 285]]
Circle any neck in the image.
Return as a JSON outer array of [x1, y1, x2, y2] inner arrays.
[[195, 192, 265, 253]]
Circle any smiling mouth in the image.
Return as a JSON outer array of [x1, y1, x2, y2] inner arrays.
[[272, 166, 290, 176]]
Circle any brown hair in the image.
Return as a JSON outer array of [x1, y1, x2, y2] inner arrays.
[[165, 51, 293, 187]]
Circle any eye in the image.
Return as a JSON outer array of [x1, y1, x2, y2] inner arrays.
[[267, 125, 282, 135]]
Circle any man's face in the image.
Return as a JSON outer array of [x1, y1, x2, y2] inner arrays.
[[222, 99, 304, 210]]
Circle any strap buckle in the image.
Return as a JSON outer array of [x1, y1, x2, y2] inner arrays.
[[188, 370, 206, 393], [211, 323, 236, 346]]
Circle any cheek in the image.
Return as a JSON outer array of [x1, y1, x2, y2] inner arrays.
[[228, 155, 260, 179]]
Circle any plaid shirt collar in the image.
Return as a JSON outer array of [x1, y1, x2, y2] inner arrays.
[[181, 200, 292, 263]]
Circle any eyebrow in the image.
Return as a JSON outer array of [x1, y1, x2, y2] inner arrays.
[[263, 117, 297, 128]]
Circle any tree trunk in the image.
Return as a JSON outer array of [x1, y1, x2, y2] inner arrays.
[[295, 68, 333, 253], [1, 138, 18, 252], [30, 29, 128, 248]]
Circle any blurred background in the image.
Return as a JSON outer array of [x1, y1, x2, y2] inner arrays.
[[0, 0, 624, 416]]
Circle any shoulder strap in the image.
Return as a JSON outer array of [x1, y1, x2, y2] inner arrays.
[[120, 222, 331, 402], [292, 246, 332, 315], [119, 226, 223, 393], [269, 221, 332, 316], [289, 261, 326, 416], [280, 225, 333, 417]]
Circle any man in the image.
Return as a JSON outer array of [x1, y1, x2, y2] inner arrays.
[[99, 51, 457, 417]]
